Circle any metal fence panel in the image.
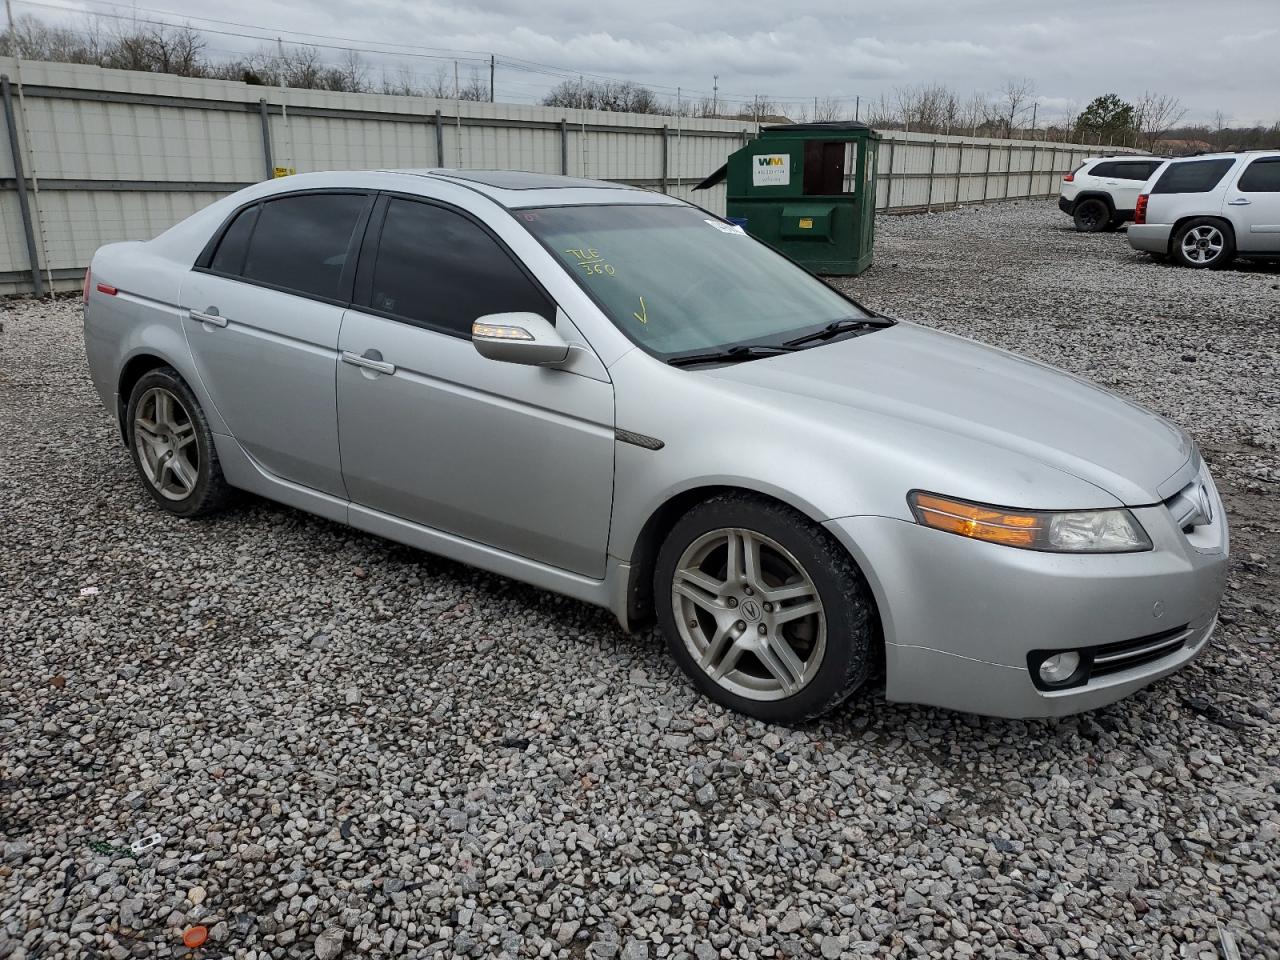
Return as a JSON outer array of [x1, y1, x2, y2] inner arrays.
[[0, 56, 1134, 294]]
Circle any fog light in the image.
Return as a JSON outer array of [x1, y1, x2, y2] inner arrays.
[[1039, 651, 1081, 685]]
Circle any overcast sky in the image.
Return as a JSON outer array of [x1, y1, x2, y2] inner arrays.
[[37, 0, 1280, 125]]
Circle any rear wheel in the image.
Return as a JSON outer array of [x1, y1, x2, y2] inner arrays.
[[126, 367, 232, 517], [1073, 198, 1110, 233], [1172, 218, 1235, 269], [654, 494, 874, 724]]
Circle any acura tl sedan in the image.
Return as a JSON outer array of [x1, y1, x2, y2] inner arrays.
[[83, 169, 1228, 723]]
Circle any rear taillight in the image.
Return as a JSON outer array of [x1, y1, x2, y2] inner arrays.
[[83, 266, 91, 304], [1062, 172, 1074, 182], [1135, 193, 1149, 225]]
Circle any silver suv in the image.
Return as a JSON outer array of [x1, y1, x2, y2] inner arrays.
[[1128, 151, 1280, 268], [1058, 155, 1165, 232]]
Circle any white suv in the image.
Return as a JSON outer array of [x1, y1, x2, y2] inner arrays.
[[1128, 152, 1280, 269], [1058, 156, 1165, 232]]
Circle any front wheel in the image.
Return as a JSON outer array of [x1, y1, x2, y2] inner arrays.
[[1172, 218, 1235, 269], [654, 494, 874, 724]]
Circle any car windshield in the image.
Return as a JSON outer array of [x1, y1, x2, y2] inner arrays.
[[516, 203, 872, 359]]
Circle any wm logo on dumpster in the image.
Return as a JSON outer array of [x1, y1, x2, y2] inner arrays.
[[756, 156, 786, 166]]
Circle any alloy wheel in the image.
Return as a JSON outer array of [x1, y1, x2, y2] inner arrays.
[[671, 527, 826, 701], [1076, 200, 1106, 231], [133, 387, 199, 501], [1180, 225, 1224, 264]]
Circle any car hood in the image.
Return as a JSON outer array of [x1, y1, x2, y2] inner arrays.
[[707, 322, 1192, 506]]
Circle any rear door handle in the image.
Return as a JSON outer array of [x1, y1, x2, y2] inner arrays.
[[341, 350, 396, 375], [1226, 197, 1251, 205], [189, 307, 227, 327]]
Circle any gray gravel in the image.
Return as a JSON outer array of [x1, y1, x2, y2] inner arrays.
[[2, 200, 1278, 960]]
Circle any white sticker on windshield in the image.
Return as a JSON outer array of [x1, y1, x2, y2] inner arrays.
[[705, 219, 746, 235]]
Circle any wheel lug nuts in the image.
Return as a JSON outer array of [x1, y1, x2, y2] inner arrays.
[[757, 624, 766, 635], [763, 602, 773, 612], [735, 621, 745, 631], [727, 597, 738, 607], [743, 586, 753, 596]]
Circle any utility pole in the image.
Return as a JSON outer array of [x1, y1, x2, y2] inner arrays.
[[1030, 101, 1038, 138], [712, 75, 718, 117], [275, 37, 292, 175], [489, 54, 495, 103], [855, 95, 860, 121], [675, 87, 682, 191]]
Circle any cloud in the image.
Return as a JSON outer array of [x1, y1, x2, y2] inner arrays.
[[48, 0, 1280, 124]]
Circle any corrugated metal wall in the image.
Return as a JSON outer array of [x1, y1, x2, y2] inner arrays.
[[0, 57, 1124, 294]]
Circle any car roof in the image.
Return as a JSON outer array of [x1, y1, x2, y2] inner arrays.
[[380, 168, 675, 210], [1085, 155, 1163, 163], [1164, 150, 1278, 162]]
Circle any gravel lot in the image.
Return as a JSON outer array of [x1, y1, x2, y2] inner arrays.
[[2, 201, 1277, 960]]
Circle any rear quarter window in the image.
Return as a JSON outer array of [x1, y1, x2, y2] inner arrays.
[[1151, 159, 1236, 194]]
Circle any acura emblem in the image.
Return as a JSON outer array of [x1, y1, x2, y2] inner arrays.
[[740, 598, 762, 621]]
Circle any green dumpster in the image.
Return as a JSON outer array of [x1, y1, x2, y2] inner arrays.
[[696, 121, 880, 276]]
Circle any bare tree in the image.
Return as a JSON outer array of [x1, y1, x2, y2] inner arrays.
[[1210, 109, 1227, 150], [863, 92, 898, 129], [998, 78, 1035, 137], [1132, 91, 1186, 150], [376, 65, 423, 97], [542, 78, 660, 114], [330, 48, 368, 93]]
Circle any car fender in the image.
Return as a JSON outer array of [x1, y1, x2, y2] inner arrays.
[[1072, 190, 1115, 212], [85, 242, 228, 437], [605, 348, 1120, 569]]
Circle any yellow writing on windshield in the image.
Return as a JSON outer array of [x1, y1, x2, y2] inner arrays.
[[633, 296, 648, 325], [566, 247, 616, 277]]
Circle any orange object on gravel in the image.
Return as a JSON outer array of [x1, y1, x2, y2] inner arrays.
[[182, 926, 207, 948]]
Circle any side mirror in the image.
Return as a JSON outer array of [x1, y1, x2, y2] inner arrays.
[[471, 313, 570, 366]]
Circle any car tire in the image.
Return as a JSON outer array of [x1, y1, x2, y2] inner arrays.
[[1073, 198, 1110, 233], [125, 366, 232, 518], [654, 493, 874, 724], [1171, 218, 1235, 269]]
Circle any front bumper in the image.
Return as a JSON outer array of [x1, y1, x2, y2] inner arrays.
[[1127, 223, 1173, 254], [823, 470, 1228, 719]]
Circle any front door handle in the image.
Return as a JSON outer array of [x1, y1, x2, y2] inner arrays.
[[341, 350, 396, 375], [1226, 197, 1251, 205], [189, 307, 227, 327]]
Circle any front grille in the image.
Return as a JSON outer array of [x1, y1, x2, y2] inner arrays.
[[1090, 624, 1192, 678]]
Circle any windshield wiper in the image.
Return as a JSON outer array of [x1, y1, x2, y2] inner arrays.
[[667, 344, 799, 368], [783, 316, 895, 348]]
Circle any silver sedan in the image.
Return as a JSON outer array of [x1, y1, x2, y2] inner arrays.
[[83, 169, 1228, 723]]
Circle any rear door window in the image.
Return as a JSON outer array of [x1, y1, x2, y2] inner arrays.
[[1113, 161, 1160, 180], [1237, 157, 1280, 192], [240, 193, 369, 301], [364, 198, 553, 337], [1151, 159, 1236, 194], [1090, 161, 1118, 178]]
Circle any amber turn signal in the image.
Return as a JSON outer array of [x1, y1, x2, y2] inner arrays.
[[910, 492, 1042, 547]]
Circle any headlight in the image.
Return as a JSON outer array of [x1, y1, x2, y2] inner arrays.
[[908, 491, 1152, 553]]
